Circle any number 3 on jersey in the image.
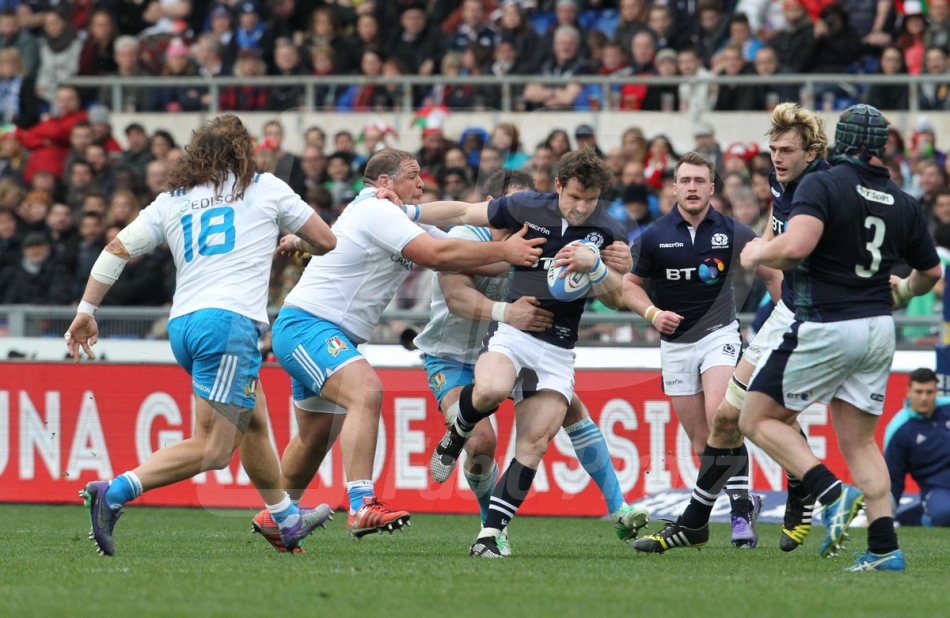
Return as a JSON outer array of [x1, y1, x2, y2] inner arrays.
[[855, 215, 885, 278], [181, 207, 235, 262]]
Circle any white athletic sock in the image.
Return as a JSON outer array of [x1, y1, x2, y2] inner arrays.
[[266, 495, 299, 528]]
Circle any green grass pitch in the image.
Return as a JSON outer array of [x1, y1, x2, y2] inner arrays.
[[2, 504, 948, 618]]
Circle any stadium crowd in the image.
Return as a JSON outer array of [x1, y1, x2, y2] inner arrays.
[[1, 0, 950, 339]]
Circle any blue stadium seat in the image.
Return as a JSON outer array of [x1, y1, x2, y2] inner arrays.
[[593, 9, 619, 38]]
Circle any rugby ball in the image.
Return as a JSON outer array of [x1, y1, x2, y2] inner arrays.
[[547, 257, 592, 302]]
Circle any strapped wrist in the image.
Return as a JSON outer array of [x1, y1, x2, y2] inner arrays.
[[77, 300, 98, 317], [491, 302, 508, 323], [644, 305, 661, 325]]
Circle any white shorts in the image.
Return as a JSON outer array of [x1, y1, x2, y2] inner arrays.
[[749, 315, 895, 415], [486, 323, 576, 404], [743, 300, 795, 368], [660, 322, 741, 396]]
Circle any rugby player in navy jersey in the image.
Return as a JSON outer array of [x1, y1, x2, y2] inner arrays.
[[623, 151, 780, 553], [402, 149, 629, 557], [709, 104, 832, 552], [738, 105, 942, 572]]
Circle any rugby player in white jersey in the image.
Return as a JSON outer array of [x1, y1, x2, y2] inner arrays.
[[250, 148, 544, 543], [414, 169, 648, 555], [66, 115, 338, 556]]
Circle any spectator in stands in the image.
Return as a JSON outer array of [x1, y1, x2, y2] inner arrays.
[[311, 45, 343, 110], [299, 6, 358, 75], [16, 188, 50, 233], [523, 25, 588, 110], [100, 35, 150, 113], [919, 46, 950, 110], [885, 367, 950, 527], [642, 48, 680, 111], [0, 48, 37, 128], [643, 135, 678, 190], [28, 169, 57, 202], [117, 122, 153, 181], [266, 39, 305, 111], [618, 182, 655, 244], [105, 188, 140, 229], [692, 0, 730, 68], [614, 0, 649, 56], [139, 0, 193, 38], [490, 122, 529, 169], [65, 160, 97, 210], [63, 120, 93, 178], [806, 2, 862, 76], [142, 159, 167, 204], [70, 209, 104, 299], [0, 231, 72, 304], [304, 126, 326, 153], [348, 12, 381, 61], [337, 49, 389, 112], [79, 9, 117, 77], [751, 44, 798, 110], [676, 47, 713, 114], [193, 33, 232, 79], [323, 151, 361, 209], [299, 145, 326, 195], [0, 177, 22, 213], [895, 2, 928, 75], [148, 38, 200, 112], [918, 160, 948, 216], [35, 9, 82, 103], [13, 85, 86, 183], [722, 12, 764, 62], [926, 0, 950, 50], [219, 50, 268, 111], [149, 129, 176, 163], [771, 0, 815, 74], [86, 105, 121, 156], [258, 0, 295, 71], [573, 124, 603, 158], [714, 42, 759, 110], [489, 35, 519, 94], [545, 128, 572, 160], [0, 9, 38, 78], [496, 1, 542, 74], [205, 4, 238, 67], [85, 143, 114, 197], [539, 0, 585, 64], [440, 166, 469, 200], [45, 200, 74, 259], [0, 132, 28, 182], [235, 1, 264, 52], [648, 4, 690, 52], [261, 120, 305, 199], [0, 206, 19, 269], [449, 0, 498, 53], [866, 45, 910, 111], [384, 3, 444, 79]]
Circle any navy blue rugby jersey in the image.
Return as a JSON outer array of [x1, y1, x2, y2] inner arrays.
[[633, 204, 757, 343], [768, 158, 830, 310], [790, 158, 940, 322], [487, 191, 626, 349]]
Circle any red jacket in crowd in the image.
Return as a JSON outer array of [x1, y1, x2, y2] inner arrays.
[[15, 110, 90, 183]]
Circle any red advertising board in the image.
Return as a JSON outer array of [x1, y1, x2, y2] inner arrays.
[[0, 363, 913, 515]]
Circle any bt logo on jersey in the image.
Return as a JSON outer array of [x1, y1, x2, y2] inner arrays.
[[666, 258, 725, 282]]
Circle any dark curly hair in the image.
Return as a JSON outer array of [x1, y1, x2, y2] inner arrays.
[[167, 114, 255, 198]]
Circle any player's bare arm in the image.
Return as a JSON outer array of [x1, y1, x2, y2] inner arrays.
[[275, 214, 337, 257], [741, 215, 824, 271], [622, 272, 683, 336], [440, 272, 554, 332], [891, 265, 943, 308], [401, 224, 543, 270]]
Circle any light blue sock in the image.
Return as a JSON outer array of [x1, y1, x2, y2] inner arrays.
[[267, 494, 300, 528], [346, 480, 375, 515], [465, 462, 499, 523], [104, 472, 142, 509], [566, 418, 624, 514]]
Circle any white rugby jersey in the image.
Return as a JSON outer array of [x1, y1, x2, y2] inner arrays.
[[413, 226, 508, 364], [136, 172, 312, 324], [283, 188, 445, 343]]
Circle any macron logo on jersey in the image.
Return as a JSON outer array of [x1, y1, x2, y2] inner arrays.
[[856, 185, 895, 205], [526, 221, 550, 235], [659, 242, 684, 248]]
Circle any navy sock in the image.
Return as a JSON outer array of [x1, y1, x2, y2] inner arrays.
[[456, 384, 497, 435], [679, 445, 742, 529], [725, 443, 752, 515], [786, 429, 813, 501], [484, 458, 536, 531], [801, 464, 841, 506], [867, 517, 899, 554]]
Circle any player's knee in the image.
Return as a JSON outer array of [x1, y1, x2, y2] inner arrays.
[[472, 383, 505, 411], [711, 410, 740, 440], [467, 422, 497, 457], [200, 443, 237, 471], [737, 413, 757, 439]]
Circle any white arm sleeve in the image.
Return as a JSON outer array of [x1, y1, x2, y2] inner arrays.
[[116, 216, 162, 258]]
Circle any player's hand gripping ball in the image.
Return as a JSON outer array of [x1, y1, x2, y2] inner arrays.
[[547, 241, 595, 301]]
